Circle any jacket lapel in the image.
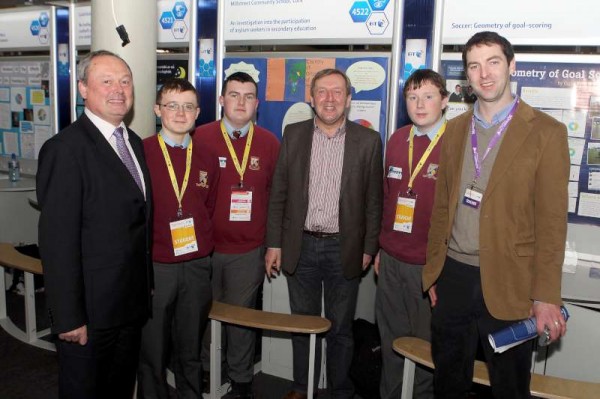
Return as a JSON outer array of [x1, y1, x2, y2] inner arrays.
[[483, 103, 532, 200], [80, 114, 145, 198], [341, 122, 359, 194]]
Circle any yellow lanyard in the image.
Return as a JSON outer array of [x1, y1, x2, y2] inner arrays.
[[407, 121, 446, 192], [220, 120, 254, 186], [158, 134, 192, 216]]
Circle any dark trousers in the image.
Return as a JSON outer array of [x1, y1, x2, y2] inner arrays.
[[56, 322, 142, 399], [286, 233, 359, 399], [431, 257, 533, 399], [138, 258, 212, 399]]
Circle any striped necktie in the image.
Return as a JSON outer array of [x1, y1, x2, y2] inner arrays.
[[113, 127, 143, 191]]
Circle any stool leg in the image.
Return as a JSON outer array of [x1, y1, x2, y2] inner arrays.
[[0, 266, 6, 320], [23, 272, 37, 343], [307, 333, 316, 399], [210, 320, 222, 399], [401, 357, 416, 399]]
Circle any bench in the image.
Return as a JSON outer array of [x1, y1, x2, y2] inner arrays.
[[208, 301, 331, 399], [0, 242, 54, 351], [393, 336, 600, 399]]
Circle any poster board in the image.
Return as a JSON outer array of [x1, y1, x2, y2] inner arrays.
[[0, 58, 52, 160], [441, 53, 600, 302], [223, 54, 389, 143]]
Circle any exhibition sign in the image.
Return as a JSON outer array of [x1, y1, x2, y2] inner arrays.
[[0, 9, 52, 50], [442, 0, 600, 46], [223, 0, 395, 45]]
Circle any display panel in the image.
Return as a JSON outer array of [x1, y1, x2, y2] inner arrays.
[[223, 55, 389, 143]]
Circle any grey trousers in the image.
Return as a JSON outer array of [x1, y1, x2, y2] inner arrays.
[[201, 247, 265, 383], [375, 250, 433, 399], [138, 257, 212, 399]]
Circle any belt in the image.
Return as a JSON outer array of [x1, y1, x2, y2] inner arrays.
[[303, 230, 339, 239]]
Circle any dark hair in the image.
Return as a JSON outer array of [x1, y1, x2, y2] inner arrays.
[[462, 31, 515, 70], [403, 69, 449, 99], [310, 68, 352, 97], [222, 72, 258, 96], [77, 50, 131, 84], [156, 78, 198, 104]]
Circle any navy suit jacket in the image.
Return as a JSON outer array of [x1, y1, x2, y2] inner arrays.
[[37, 113, 153, 333]]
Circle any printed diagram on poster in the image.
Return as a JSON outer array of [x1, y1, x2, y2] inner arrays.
[[224, 56, 389, 143], [441, 54, 600, 226]]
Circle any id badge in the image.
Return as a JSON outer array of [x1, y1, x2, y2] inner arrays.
[[463, 186, 483, 209], [387, 166, 402, 180], [230, 187, 253, 221], [393, 196, 416, 233], [169, 217, 198, 256]]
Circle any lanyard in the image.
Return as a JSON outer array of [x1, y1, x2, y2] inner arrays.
[[407, 121, 446, 194], [220, 120, 254, 186], [470, 98, 519, 180], [158, 134, 192, 217]]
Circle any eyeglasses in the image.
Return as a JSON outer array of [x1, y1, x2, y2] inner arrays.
[[160, 102, 198, 113]]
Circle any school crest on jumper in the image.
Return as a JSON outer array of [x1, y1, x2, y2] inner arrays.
[[197, 170, 209, 188], [423, 163, 439, 180], [249, 156, 260, 171]]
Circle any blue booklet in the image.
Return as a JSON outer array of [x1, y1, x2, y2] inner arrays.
[[488, 306, 569, 353]]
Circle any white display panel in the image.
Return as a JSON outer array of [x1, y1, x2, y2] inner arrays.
[[0, 8, 52, 50], [442, 0, 600, 46], [223, 0, 395, 45]]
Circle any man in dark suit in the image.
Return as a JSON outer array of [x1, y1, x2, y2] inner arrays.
[[37, 50, 153, 399], [265, 68, 383, 399]]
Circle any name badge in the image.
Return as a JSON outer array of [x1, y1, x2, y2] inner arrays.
[[463, 187, 483, 209], [230, 189, 252, 221], [387, 166, 403, 180], [169, 217, 198, 256], [393, 196, 416, 233]]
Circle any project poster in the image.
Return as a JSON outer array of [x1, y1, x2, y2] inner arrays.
[[223, 56, 389, 143], [441, 54, 600, 226], [224, 0, 394, 45], [0, 60, 51, 159]]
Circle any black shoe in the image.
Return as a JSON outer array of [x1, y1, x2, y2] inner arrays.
[[224, 380, 254, 399]]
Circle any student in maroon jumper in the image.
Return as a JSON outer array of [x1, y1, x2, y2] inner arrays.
[[195, 72, 280, 399], [138, 78, 218, 398], [375, 69, 449, 399]]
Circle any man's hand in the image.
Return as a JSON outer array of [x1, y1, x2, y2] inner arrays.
[[362, 253, 372, 271], [532, 301, 567, 343], [428, 285, 438, 307], [265, 248, 282, 281], [373, 251, 381, 275], [58, 325, 88, 345]]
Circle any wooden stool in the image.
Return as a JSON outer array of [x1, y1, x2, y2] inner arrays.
[[392, 336, 600, 399], [208, 301, 331, 399], [0, 242, 53, 351]]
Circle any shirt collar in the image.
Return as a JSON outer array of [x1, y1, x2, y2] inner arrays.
[[473, 96, 518, 128], [313, 116, 347, 138], [410, 117, 446, 141], [159, 130, 190, 148], [222, 117, 251, 139], [85, 108, 127, 140]]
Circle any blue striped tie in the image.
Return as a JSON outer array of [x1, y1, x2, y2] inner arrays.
[[113, 127, 143, 191]]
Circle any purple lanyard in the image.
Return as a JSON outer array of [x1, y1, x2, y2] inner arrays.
[[470, 98, 519, 180]]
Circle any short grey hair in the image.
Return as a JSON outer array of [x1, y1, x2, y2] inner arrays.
[[77, 50, 132, 83]]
